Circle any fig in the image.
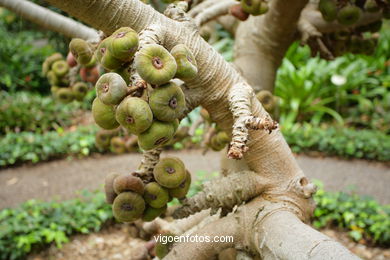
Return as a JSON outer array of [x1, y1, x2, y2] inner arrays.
[[113, 174, 144, 195], [96, 72, 128, 105], [169, 170, 191, 199], [209, 133, 228, 151], [153, 157, 186, 188], [137, 120, 176, 151], [108, 27, 139, 62], [113, 66, 132, 85], [47, 70, 59, 86], [155, 233, 175, 259], [101, 52, 123, 71], [110, 136, 127, 154], [56, 88, 74, 104], [143, 182, 169, 208], [112, 191, 145, 222], [230, 4, 249, 21], [241, 0, 268, 16], [256, 90, 276, 112], [51, 60, 69, 78], [43, 53, 63, 75], [149, 82, 186, 122], [364, 0, 380, 12], [337, 5, 361, 26], [66, 52, 77, 67], [92, 97, 119, 130], [135, 44, 177, 85], [116, 96, 153, 134], [50, 86, 59, 96], [170, 44, 198, 80], [142, 205, 167, 222], [80, 66, 100, 84], [104, 172, 120, 204], [95, 129, 113, 149], [72, 82, 89, 101], [318, 0, 338, 22], [69, 38, 94, 65]]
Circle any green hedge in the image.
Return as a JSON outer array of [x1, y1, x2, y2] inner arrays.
[[282, 124, 390, 161], [0, 191, 112, 260], [313, 181, 390, 246], [0, 126, 98, 167]]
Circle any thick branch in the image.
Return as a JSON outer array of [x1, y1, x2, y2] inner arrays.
[[0, 0, 99, 41]]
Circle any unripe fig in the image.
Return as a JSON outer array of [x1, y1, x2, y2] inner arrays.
[[80, 66, 100, 84], [101, 51, 123, 71], [143, 182, 169, 208], [154, 157, 186, 188], [96, 72, 128, 105], [47, 70, 59, 86], [149, 82, 186, 122], [95, 129, 113, 149], [108, 27, 139, 62], [43, 53, 63, 75], [113, 66, 132, 85], [155, 233, 175, 259], [92, 97, 119, 130], [230, 4, 249, 21], [72, 82, 89, 101], [137, 120, 176, 151], [112, 191, 145, 222], [125, 136, 139, 152], [42, 60, 50, 77], [318, 0, 338, 22], [58, 77, 70, 87], [104, 172, 120, 204], [364, 0, 380, 12], [56, 88, 74, 104], [95, 37, 112, 62], [110, 136, 126, 154], [85, 55, 98, 68], [66, 52, 77, 67], [69, 38, 94, 65], [51, 60, 69, 77], [50, 86, 60, 96], [135, 44, 177, 85], [209, 134, 228, 151], [168, 170, 191, 199], [142, 205, 167, 222], [116, 96, 153, 134], [337, 5, 361, 25], [173, 119, 180, 132], [241, 0, 268, 16], [256, 90, 276, 112], [113, 174, 144, 195], [170, 44, 198, 81]]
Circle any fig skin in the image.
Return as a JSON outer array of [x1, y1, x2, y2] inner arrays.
[[142, 205, 167, 222], [80, 66, 100, 84], [95, 129, 113, 150], [108, 27, 139, 62], [110, 136, 127, 154], [153, 157, 186, 188], [92, 97, 119, 130], [66, 52, 77, 67], [112, 191, 145, 222], [241, 0, 268, 16], [96, 72, 128, 105], [318, 0, 338, 22], [337, 4, 361, 26], [135, 44, 177, 86], [144, 182, 170, 208], [137, 120, 176, 151], [170, 44, 198, 81], [52, 60, 69, 77], [116, 96, 154, 135], [72, 82, 89, 101], [113, 174, 144, 195], [69, 38, 94, 65], [149, 82, 186, 122], [169, 170, 192, 199], [56, 88, 74, 104]]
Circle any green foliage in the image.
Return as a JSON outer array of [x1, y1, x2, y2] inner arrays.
[[0, 92, 84, 134], [0, 191, 112, 260], [313, 181, 390, 246], [282, 123, 390, 161], [0, 126, 98, 167]]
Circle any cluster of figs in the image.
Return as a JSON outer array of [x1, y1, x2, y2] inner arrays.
[[70, 26, 198, 151], [230, 0, 269, 21], [105, 157, 192, 222], [42, 53, 93, 103], [95, 128, 138, 154], [319, 0, 389, 25]]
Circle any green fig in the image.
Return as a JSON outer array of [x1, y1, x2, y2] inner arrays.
[[110, 136, 127, 154], [241, 0, 268, 16], [95, 37, 112, 62], [92, 97, 119, 130], [209, 134, 228, 151], [149, 82, 186, 122], [72, 82, 89, 101], [101, 51, 123, 71], [95, 129, 113, 150], [256, 90, 276, 112], [155, 233, 175, 259], [318, 0, 338, 22], [143, 182, 169, 208], [47, 70, 59, 86], [113, 174, 144, 195], [112, 191, 145, 222], [135, 44, 177, 85], [137, 120, 176, 151], [153, 157, 186, 188], [170, 44, 198, 80], [52, 60, 69, 77], [337, 5, 361, 26], [96, 72, 128, 105], [50, 86, 60, 96], [104, 172, 120, 204], [116, 96, 153, 134], [364, 0, 380, 12], [69, 38, 94, 65], [113, 66, 132, 85], [56, 88, 74, 104], [142, 205, 167, 222], [108, 27, 139, 62], [169, 170, 191, 199], [43, 53, 63, 76]]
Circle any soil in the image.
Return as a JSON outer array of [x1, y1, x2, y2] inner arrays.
[[28, 224, 390, 260], [0, 150, 389, 209]]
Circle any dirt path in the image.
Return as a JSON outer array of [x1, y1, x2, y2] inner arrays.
[[1, 150, 389, 209]]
